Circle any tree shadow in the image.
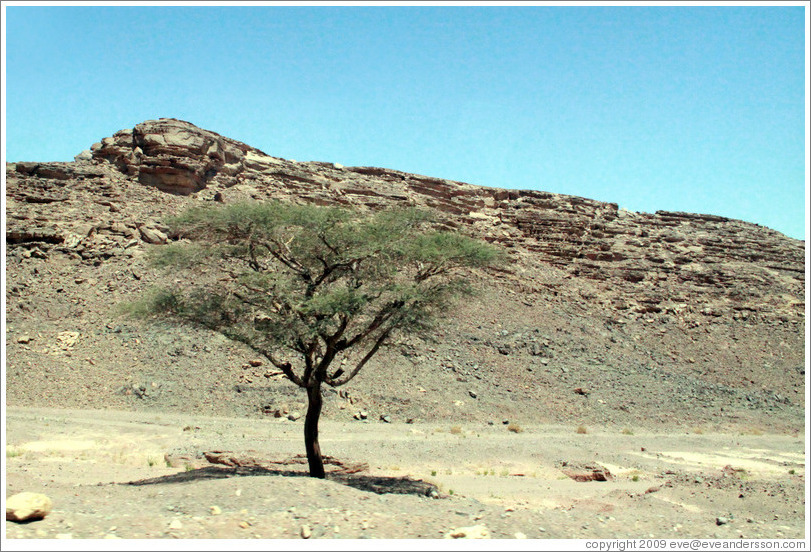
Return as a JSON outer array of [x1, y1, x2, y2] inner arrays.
[[122, 465, 439, 498]]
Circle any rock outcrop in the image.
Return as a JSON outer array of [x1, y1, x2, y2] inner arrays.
[[89, 118, 275, 195], [8, 117, 804, 324]]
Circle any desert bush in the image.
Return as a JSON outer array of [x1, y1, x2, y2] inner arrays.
[[575, 425, 588, 434]]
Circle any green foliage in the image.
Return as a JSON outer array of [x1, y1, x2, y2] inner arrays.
[[126, 201, 501, 389]]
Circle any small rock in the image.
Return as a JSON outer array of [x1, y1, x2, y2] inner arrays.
[[515, 532, 528, 539], [16, 335, 32, 344], [300, 524, 312, 539], [287, 412, 301, 421], [6, 492, 52, 522], [468, 390, 477, 399], [248, 359, 263, 367], [209, 505, 222, 516], [54, 533, 73, 539], [716, 517, 729, 526], [74, 149, 93, 162], [354, 411, 368, 420], [239, 521, 251, 529], [445, 524, 491, 539], [138, 226, 168, 245], [168, 519, 183, 530], [380, 415, 391, 423]]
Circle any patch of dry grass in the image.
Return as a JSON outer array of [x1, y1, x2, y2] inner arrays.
[[741, 427, 764, 436], [6, 447, 23, 458]]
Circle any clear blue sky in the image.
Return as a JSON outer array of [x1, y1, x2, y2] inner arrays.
[[3, 4, 807, 239]]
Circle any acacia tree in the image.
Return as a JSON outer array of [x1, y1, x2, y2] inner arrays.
[[131, 201, 499, 478]]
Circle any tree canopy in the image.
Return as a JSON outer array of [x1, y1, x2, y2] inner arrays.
[[133, 201, 499, 389]]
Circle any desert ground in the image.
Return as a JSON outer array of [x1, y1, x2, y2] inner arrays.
[[4, 406, 806, 541]]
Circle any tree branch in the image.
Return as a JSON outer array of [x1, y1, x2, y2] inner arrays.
[[261, 238, 309, 277], [343, 300, 403, 349], [235, 340, 304, 387], [326, 327, 393, 387]]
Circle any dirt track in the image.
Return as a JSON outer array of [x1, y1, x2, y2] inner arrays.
[[4, 407, 805, 541]]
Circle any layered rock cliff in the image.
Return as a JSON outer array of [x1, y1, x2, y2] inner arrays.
[[10, 118, 804, 323]]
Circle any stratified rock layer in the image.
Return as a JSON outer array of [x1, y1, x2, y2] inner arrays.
[[11, 118, 803, 323]]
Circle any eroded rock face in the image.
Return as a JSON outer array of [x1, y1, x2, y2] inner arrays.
[[90, 118, 273, 195], [7, 118, 805, 325]]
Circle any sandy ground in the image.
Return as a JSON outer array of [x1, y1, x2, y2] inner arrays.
[[3, 407, 806, 541]]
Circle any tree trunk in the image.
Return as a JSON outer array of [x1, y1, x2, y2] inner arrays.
[[304, 382, 325, 478]]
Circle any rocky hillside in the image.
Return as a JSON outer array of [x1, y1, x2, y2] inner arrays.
[[5, 118, 806, 433]]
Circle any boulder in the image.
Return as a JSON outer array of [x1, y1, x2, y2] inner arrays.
[[6, 492, 52, 522], [557, 461, 613, 482]]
